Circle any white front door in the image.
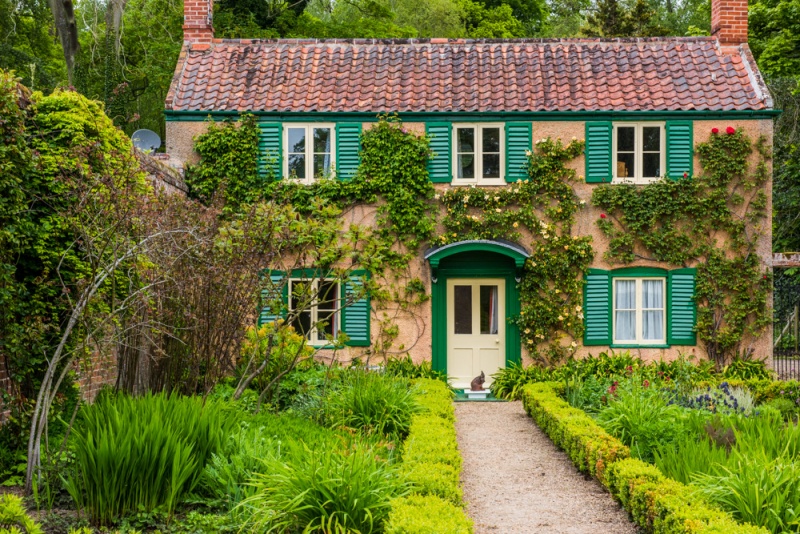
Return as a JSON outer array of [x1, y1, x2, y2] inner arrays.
[[446, 279, 506, 388]]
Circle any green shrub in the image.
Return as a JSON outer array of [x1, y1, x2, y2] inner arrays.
[[413, 378, 455, 421], [385, 356, 448, 382], [240, 443, 407, 533], [522, 382, 629, 483], [760, 397, 799, 421], [524, 384, 766, 534], [400, 460, 462, 504], [597, 383, 688, 462], [722, 358, 773, 381], [490, 361, 553, 400], [401, 415, 461, 468], [0, 494, 43, 534], [694, 453, 800, 533], [311, 370, 420, 441], [564, 374, 614, 414], [64, 393, 232, 525], [384, 495, 473, 534]]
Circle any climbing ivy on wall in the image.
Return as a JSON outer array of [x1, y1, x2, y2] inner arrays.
[[437, 138, 594, 361], [190, 117, 772, 367], [592, 127, 772, 367]]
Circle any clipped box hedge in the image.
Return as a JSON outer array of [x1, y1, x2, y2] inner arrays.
[[522, 382, 768, 534], [385, 378, 473, 534]]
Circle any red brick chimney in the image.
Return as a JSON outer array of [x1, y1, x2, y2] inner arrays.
[[711, 0, 748, 46], [183, 0, 213, 45]]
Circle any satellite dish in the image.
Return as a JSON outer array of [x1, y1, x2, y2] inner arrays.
[[132, 129, 161, 152]]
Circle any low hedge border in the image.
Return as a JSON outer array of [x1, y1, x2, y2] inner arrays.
[[522, 382, 768, 534], [385, 378, 473, 534]]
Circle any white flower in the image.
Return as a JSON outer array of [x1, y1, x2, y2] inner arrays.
[[579, 200, 586, 205], [434, 193, 440, 200], [494, 196, 500, 201], [463, 195, 470, 202], [495, 208, 502, 213], [575, 305, 582, 311], [525, 150, 532, 156], [572, 136, 577, 140], [570, 341, 577, 347]]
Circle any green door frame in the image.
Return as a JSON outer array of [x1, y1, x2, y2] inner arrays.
[[426, 241, 527, 376]]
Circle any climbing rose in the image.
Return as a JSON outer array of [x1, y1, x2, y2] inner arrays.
[[600, 213, 607, 219], [726, 126, 735, 135], [683, 171, 688, 178], [711, 127, 719, 134]]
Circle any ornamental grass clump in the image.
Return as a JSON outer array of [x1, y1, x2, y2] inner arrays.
[[64, 393, 232, 525], [240, 442, 408, 533]]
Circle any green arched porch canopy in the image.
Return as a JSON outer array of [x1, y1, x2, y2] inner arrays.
[[424, 239, 530, 282]]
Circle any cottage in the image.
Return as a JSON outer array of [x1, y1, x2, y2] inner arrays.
[[165, 0, 775, 388]]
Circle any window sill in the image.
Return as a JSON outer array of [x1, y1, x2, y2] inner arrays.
[[610, 344, 670, 349], [449, 180, 507, 187], [611, 178, 662, 185]]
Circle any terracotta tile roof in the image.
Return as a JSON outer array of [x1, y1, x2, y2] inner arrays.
[[165, 38, 773, 113]]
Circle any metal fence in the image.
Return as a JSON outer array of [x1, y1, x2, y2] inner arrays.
[[774, 269, 800, 380]]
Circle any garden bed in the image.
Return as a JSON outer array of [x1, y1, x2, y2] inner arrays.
[[522, 381, 769, 534]]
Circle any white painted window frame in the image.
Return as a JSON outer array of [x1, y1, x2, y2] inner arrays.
[[612, 122, 666, 184], [283, 124, 336, 185], [612, 277, 667, 345], [288, 278, 341, 346], [452, 123, 505, 185]]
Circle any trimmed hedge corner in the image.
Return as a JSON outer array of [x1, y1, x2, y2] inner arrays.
[[385, 378, 473, 533], [522, 382, 768, 534]]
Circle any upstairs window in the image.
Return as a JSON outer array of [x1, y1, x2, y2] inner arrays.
[[453, 124, 504, 184], [613, 123, 665, 184], [289, 279, 340, 345], [284, 124, 335, 184], [613, 278, 666, 345]]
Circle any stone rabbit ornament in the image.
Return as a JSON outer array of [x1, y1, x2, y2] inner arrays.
[[470, 371, 486, 391]]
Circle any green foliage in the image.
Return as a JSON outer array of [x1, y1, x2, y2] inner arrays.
[[439, 137, 593, 351], [490, 361, 553, 400], [522, 382, 630, 483], [384, 495, 473, 534], [384, 378, 472, 530], [186, 115, 264, 212], [65, 393, 233, 525], [597, 381, 687, 462], [384, 356, 448, 382], [593, 128, 771, 367], [240, 442, 408, 534], [563, 374, 615, 414], [0, 494, 43, 534], [653, 430, 731, 486], [722, 358, 773, 381], [308, 370, 420, 441]]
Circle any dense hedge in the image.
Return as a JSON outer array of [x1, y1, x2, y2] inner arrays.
[[521, 382, 768, 534], [385, 378, 473, 534]]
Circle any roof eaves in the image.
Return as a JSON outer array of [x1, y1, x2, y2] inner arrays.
[[165, 43, 190, 111], [738, 43, 774, 110]]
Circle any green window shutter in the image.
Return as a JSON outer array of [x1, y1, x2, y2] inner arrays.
[[342, 271, 371, 347], [585, 122, 612, 183], [584, 269, 611, 346], [505, 122, 532, 183], [259, 271, 287, 326], [426, 122, 452, 183], [668, 268, 697, 345], [258, 122, 282, 180], [666, 121, 693, 180], [336, 123, 362, 181]]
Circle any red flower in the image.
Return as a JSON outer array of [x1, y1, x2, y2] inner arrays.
[[763, 275, 768, 279], [600, 213, 607, 219], [643, 380, 650, 388], [726, 126, 735, 135], [683, 171, 688, 178], [711, 127, 719, 134]]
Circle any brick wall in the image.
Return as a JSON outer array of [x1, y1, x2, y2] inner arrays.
[[183, 0, 213, 44]]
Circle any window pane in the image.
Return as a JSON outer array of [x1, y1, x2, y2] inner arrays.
[[617, 127, 635, 152], [290, 281, 312, 339], [643, 127, 660, 151], [313, 128, 331, 153], [482, 127, 500, 153], [288, 128, 306, 153], [293, 311, 312, 340], [615, 311, 636, 341], [642, 280, 663, 309], [317, 281, 338, 311], [458, 154, 475, 179], [313, 154, 330, 177], [483, 154, 500, 179], [454, 285, 472, 334], [457, 128, 474, 153], [643, 153, 660, 178], [617, 153, 635, 178], [480, 285, 499, 335], [615, 280, 636, 309], [643, 311, 664, 341], [288, 154, 306, 179]]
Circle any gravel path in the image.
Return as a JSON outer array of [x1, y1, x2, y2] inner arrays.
[[455, 401, 638, 534]]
